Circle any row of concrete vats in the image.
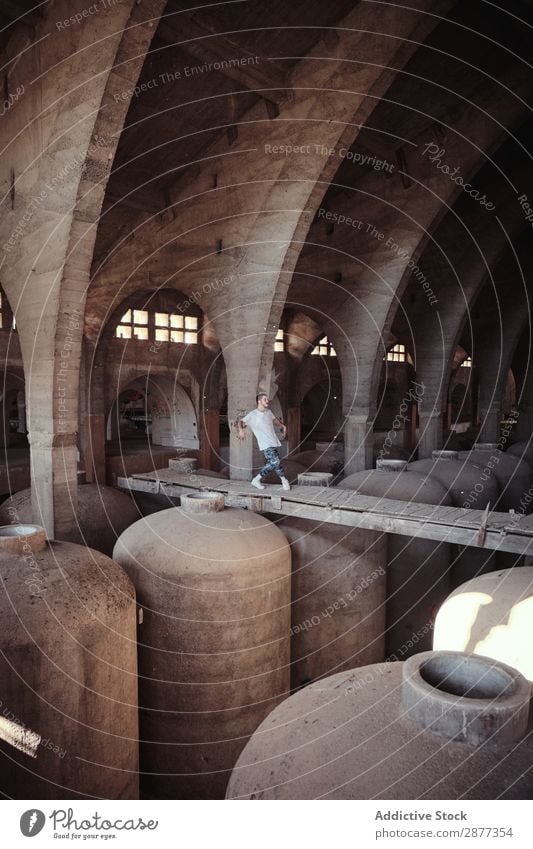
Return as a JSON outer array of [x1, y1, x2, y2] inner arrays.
[[0, 441, 532, 800]]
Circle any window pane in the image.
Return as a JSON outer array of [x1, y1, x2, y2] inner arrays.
[[116, 325, 131, 339], [276, 329, 283, 340], [133, 310, 148, 325], [274, 341, 284, 352], [155, 312, 169, 327], [185, 316, 198, 330], [155, 328, 169, 342], [330, 347, 337, 356], [170, 330, 184, 343], [311, 348, 319, 355], [133, 327, 148, 340], [121, 309, 131, 323], [184, 331, 197, 344], [171, 314, 184, 328]]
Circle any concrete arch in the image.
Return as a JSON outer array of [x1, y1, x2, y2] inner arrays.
[[106, 374, 199, 450], [0, 0, 167, 536], [83, 281, 215, 479], [405, 184, 533, 455], [288, 46, 533, 470], [469, 246, 533, 444], [84, 0, 455, 479]]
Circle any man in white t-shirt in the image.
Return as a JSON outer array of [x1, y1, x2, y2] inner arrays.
[[237, 394, 291, 490]]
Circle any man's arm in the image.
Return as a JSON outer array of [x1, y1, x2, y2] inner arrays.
[[273, 416, 287, 439]]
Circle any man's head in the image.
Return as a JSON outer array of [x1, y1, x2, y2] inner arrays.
[[256, 393, 269, 410]]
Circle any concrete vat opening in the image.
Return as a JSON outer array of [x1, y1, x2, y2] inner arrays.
[[180, 492, 225, 512], [0, 524, 46, 553], [403, 651, 530, 746], [0, 524, 42, 537], [419, 653, 515, 700]]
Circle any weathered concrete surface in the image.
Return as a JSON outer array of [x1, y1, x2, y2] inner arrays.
[[0, 0, 167, 538], [227, 653, 533, 799], [275, 514, 387, 691], [113, 501, 291, 799], [0, 525, 138, 799], [339, 469, 452, 656], [0, 483, 139, 555]]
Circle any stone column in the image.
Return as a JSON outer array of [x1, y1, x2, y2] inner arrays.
[[199, 409, 220, 471], [83, 414, 106, 484], [229, 413, 254, 479], [477, 400, 502, 444], [287, 406, 300, 454], [343, 412, 374, 473], [417, 409, 444, 458], [30, 434, 78, 542]]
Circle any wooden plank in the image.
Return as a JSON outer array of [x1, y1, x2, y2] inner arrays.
[[117, 476, 160, 494], [267, 500, 533, 555], [117, 473, 533, 555], [395, 504, 447, 519]]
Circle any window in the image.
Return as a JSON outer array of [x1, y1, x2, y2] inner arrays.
[[274, 328, 284, 352], [155, 312, 185, 343], [154, 312, 198, 344], [385, 344, 406, 363], [115, 309, 199, 344], [461, 356, 473, 368], [312, 336, 337, 357], [115, 309, 149, 340]]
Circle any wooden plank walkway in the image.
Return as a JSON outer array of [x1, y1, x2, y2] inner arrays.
[[118, 469, 533, 556]]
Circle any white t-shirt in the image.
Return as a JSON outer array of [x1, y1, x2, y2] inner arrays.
[[242, 408, 281, 451]]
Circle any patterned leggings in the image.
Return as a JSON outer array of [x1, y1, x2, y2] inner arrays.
[[259, 447, 284, 479]]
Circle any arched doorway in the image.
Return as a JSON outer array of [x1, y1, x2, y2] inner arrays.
[[106, 376, 198, 449]]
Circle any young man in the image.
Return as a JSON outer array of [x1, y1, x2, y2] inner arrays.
[[237, 394, 291, 490]]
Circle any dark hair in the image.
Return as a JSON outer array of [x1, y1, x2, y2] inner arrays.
[[256, 393, 268, 404]]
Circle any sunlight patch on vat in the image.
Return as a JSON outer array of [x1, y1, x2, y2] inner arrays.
[[0, 716, 41, 758], [474, 596, 533, 683], [433, 592, 492, 652]]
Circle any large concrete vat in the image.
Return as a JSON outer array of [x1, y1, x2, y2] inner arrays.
[[338, 465, 451, 656], [113, 492, 291, 799], [270, 471, 386, 691], [408, 451, 500, 587], [0, 524, 139, 799], [227, 651, 532, 799], [0, 484, 139, 556]]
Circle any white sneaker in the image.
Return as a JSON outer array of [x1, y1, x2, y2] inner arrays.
[[251, 475, 265, 490], [281, 477, 291, 491]]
